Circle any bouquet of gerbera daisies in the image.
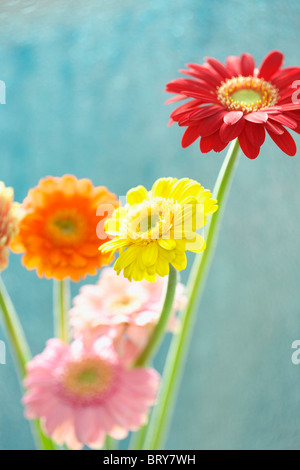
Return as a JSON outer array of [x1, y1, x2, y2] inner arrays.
[[0, 50, 299, 450]]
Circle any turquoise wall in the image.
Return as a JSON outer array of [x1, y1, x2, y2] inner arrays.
[[0, 0, 300, 450]]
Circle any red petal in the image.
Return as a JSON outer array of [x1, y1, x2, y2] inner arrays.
[[197, 111, 226, 137], [265, 120, 284, 135], [200, 132, 227, 153], [225, 56, 241, 76], [205, 57, 232, 80], [240, 53, 255, 76], [267, 127, 297, 156], [245, 112, 268, 123], [186, 64, 222, 88], [280, 103, 300, 112], [224, 111, 243, 125], [238, 131, 260, 159], [200, 134, 214, 153], [244, 121, 266, 147], [269, 114, 298, 130], [189, 105, 225, 121], [165, 94, 187, 104], [170, 100, 202, 120], [271, 68, 300, 89], [258, 50, 284, 80], [180, 90, 217, 102], [181, 126, 200, 148], [219, 118, 245, 142]]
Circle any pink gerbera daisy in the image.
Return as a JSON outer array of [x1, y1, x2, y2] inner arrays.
[[166, 50, 300, 159], [70, 267, 186, 364], [23, 337, 160, 449]]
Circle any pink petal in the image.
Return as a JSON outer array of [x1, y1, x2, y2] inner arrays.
[[267, 127, 297, 156], [240, 53, 255, 76], [224, 111, 244, 125], [88, 429, 105, 450], [245, 112, 268, 123], [43, 403, 72, 436], [258, 50, 284, 80], [74, 407, 98, 444]]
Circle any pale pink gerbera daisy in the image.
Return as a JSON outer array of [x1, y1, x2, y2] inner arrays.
[[23, 337, 160, 450], [70, 267, 186, 362], [0, 182, 21, 272]]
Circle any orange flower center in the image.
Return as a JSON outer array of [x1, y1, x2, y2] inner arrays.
[[216, 76, 279, 113], [46, 208, 87, 246], [62, 357, 115, 401]]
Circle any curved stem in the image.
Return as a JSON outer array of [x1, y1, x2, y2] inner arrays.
[[53, 279, 70, 343], [134, 265, 177, 368], [143, 139, 241, 450], [0, 276, 56, 450]]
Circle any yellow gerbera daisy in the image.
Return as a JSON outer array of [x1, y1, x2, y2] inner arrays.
[[100, 177, 218, 282]]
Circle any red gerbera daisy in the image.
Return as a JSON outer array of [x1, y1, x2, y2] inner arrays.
[[166, 50, 300, 159]]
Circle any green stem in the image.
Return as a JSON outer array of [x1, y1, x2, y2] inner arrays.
[[0, 276, 56, 450], [143, 139, 241, 450], [0, 276, 30, 378], [53, 279, 70, 343], [104, 435, 117, 450], [134, 265, 177, 368], [129, 423, 148, 451]]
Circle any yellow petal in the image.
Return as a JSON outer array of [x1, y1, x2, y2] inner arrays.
[[127, 186, 149, 205], [158, 239, 177, 250], [114, 245, 138, 270], [170, 179, 201, 202], [151, 178, 176, 199], [171, 253, 187, 271], [156, 257, 170, 277], [100, 238, 129, 253], [142, 242, 158, 266], [186, 233, 206, 253]]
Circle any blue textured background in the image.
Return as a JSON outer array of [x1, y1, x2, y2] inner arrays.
[[0, 0, 300, 450]]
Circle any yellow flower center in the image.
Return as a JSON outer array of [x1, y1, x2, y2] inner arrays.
[[216, 76, 279, 113], [62, 357, 115, 401], [108, 294, 144, 315], [46, 208, 87, 246]]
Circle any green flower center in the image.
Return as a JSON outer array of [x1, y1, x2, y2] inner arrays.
[[231, 88, 262, 106], [139, 213, 160, 232], [55, 218, 76, 235], [216, 76, 279, 113], [77, 368, 99, 384]]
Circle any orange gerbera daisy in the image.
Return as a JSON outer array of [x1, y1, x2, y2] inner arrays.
[[10, 175, 118, 281]]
